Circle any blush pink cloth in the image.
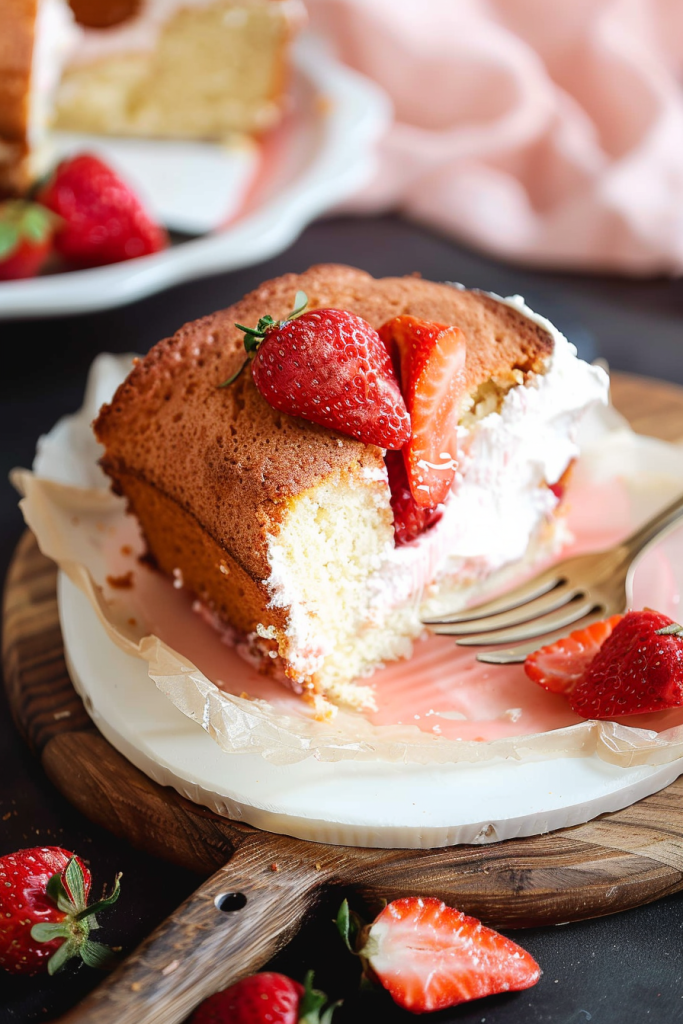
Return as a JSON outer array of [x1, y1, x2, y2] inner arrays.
[[307, 0, 683, 274]]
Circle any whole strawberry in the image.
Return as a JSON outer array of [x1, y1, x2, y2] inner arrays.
[[0, 846, 120, 976], [37, 153, 168, 267], [220, 293, 411, 450], [0, 201, 55, 280], [385, 449, 442, 545], [191, 970, 338, 1024], [338, 897, 540, 1013], [569, 610, 683, 719]]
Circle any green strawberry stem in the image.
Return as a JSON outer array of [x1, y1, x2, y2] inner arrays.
[[32, 856, 122, 975], [218, 290, 309, 388]]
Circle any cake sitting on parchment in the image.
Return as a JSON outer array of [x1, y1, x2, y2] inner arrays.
[[94, 265, 608, 715]]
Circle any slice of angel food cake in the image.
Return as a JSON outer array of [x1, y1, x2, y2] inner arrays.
[[94, 265, 608, 717]]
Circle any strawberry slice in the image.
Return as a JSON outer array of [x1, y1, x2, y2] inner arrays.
[[352, 897, 540, 1013], [524, 615, 623, 694], [384, 449, 442, 545], [569, 610, 683, 719], [379, 316, 467, 509]]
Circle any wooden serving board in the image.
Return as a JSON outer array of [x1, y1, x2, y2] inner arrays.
[[5, 371, 683, 1024]]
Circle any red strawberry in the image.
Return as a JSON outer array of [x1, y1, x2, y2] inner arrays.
[[569, 610, 683, 719], [37, 153, 168, 267], [221, 293, 411, 449], [379, 315, 467, 509], [0, 846, 121, 975], [524, 615, 623, 694], [337, 897, 540, 1014], [385, 449, 442, 545], [0, 201, 55, 279], [190, 970, 338, 1024]]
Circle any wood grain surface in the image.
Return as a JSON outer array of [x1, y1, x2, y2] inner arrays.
[[4, 372, 683, 1024]]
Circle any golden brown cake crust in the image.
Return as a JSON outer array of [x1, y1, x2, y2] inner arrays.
[[94, 265, 553, 590], [0, 0, 36, 196]]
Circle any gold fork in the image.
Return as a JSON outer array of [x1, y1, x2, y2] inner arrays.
[[422, 492, 683, 664]]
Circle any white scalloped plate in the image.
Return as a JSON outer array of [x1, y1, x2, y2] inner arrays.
[[0, 38, 389, 319], [59, 553, 683, 850]]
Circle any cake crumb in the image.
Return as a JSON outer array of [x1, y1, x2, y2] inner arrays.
[[106, 571, 134, 589], [270, 863, 280, 872]]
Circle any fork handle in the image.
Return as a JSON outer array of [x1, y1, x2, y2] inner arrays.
[[622, 491, 683, 559]]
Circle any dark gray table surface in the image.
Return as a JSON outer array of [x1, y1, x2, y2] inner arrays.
[[2, 215, 683, 1023]]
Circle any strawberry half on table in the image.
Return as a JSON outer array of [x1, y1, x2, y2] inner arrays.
[[220, 292, 411, 450], [525, 610, 683, 719], [0, 201, 55, 280], [379, 315, 467, 509], [337, 897, 540, 1014], [37, 153, 168, 268], [0, 846, 120, 976]]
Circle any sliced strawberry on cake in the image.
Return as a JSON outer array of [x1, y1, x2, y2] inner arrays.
[[380, 315, 467, 508]]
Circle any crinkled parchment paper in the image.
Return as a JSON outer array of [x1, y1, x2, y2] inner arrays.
[[12, 353, 683, 767]]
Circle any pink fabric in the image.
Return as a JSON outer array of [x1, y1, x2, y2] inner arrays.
[[308, 0, 683, 274]]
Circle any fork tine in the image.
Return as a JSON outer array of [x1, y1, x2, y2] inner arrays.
[[475, 610, 607, 664], [430, 586, 581, 636], [453, 598, 600, 647], [421, 568, 564, 625]]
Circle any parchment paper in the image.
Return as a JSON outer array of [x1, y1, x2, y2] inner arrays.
[[12, 353, 683, 768]]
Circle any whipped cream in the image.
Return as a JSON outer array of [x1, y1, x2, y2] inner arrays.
[[369, 291, 609, 617], [66, 0, 306, 68]]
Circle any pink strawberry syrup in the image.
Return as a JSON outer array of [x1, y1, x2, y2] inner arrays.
[[102, 473, 683, 740]]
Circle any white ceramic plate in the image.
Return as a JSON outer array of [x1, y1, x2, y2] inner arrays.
[[59, 570, 683, 850], [0, 38, 389, 319]]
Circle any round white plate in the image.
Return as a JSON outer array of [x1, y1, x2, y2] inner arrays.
[[0, 38, 389, 319], [59, 572, 683, 849]]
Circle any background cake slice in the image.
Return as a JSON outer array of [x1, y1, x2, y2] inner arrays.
[[0, 0, 78, 196], [0, 0, 304, 198], [94, 265, 608, 714], [54, 0, 305, 139]]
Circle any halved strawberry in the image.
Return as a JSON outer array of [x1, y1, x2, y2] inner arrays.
[[570, 610, 683, 719], [384, 449, 442, 545], [379, 316, 467, 509], [524, 615, 623, 695], [338, 897, 540, 1014]]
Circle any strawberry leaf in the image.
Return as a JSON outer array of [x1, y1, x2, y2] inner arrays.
[[47, 939, 78, 976], [62, 856, 87, 913], [74, 872, 122, 922], [298, 971, 340, 1024], [0, 223, 19, 260], [46, 870, 74, 914], [79, 939, 119, 970], [336, 899, 363, 954], [30, 922, 71, 943], [287, 290, 308, 321], [655, 622, 683, 637]]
